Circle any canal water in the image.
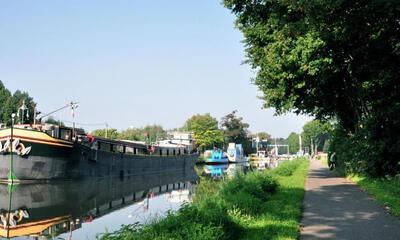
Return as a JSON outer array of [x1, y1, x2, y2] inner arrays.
[[0, 162, 263, 239]]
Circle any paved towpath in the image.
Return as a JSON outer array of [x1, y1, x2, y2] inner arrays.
[[300, 159, 400, 240]]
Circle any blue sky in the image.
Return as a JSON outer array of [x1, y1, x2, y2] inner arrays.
[[0, 1, 311, 138]]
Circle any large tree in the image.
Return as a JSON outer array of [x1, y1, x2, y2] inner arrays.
[[302, 120, 331, 154], [224, 1, 400, 176], [183, 113, 224, 151], [0, 81, 36, 125], [0, 81, 12, 124], [220, 110, 250, 152], [224, 0, 400, 131], [286, 132, 300, 154]]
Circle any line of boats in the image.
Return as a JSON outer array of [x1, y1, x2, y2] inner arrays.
[[204, 143, 247, 164]]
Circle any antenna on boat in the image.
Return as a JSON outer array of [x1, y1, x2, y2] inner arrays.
[[37, 101, 79, 124], [8, 113, 18, 183], [70, 101, 79, 139]]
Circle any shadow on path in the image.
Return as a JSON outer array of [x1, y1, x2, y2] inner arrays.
[[300, 160, 400, 240]]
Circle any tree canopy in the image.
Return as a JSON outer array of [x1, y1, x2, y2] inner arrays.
[[286, 132, 299, 154], [224, 1, 400, 176], [224, 0, 400, 131], [91, 125, 166, 143], [221, 110, 249, 144], [183, 113, 224, 151], [302, 120, 331, 154], [91, 128, 119, 140], [0, 81, 36, 125]]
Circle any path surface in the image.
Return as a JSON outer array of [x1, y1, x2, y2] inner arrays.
[[300, 159, 400, 240]]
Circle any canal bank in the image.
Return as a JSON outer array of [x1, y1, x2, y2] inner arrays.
[[100, 157, 309, 240]]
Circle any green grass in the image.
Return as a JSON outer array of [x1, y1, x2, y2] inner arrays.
[[99, 158, 310, 240], [240, 158, 309, 240], [350, 175, 400, 217]]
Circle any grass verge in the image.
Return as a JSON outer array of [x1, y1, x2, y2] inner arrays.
[[350, 175, 400, 217], [99, 158, 310, 240]]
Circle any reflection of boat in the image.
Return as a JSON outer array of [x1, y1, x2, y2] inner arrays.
[[166, 185, 194, 203], [0, 169, 198, 238], [249, 150, 271, 162], [0, 124, 197, 181], [226, 143, 247, 163], [226, 162, 250, 177], [250, 159, 270, 171], [203, 164, 229, 178], [205, 149, 228, 164]]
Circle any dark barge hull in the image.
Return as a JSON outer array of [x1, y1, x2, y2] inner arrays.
[[0, 129, 197, 182], [0, 150, 197, 181]]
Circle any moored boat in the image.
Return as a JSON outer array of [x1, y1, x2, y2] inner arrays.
[[0, 124, 197, 182], [205, 149, 228, 164], [226, 143, 247, 163]]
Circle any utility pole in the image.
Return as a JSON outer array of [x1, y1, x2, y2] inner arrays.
[[105, 123, 109, 138]]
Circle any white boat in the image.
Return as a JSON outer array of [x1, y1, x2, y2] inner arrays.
[[227, 143, 247, 163]]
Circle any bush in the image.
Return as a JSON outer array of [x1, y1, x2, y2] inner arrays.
[[273, 160, 302, 176], [328, 102, 400, 177], [219, 172, 278, 214]]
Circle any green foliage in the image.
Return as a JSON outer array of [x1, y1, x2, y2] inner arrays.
[[286, 132, 299, 154], [221, 110, 252, 153], [0, 81, 36, 125], [100, 158, 310, 240], [91, 125, 166, 143], [272, 159, 302, 177], [119, 125, 166, 143], [330, 119, 400, 177], [220, 172, 278, 214], [183, 113, 224, 151], [224, 1, 400, 176], [302, 120, 331, 153], [252, 131, 271, 141], [221, 110, 249, 143], [91, 128, 119, 139]]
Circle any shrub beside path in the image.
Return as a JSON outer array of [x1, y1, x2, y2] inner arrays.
[[300, 159, 400, 239]]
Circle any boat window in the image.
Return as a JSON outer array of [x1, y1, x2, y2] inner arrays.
[[116, 145, 124, 153], [159, 149, 162, 156], [126, 147, 134, 154], [60, 129, 72, 141], [99, 142, 111, 151], [166, 149, 169, 156], [173, 149, 176, 155]]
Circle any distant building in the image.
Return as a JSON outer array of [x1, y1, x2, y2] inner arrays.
[[167, 131, 195, 153]]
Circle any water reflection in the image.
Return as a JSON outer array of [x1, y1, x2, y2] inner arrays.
[[196, 162, 251, 179], [0, 169, 198, 239]]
